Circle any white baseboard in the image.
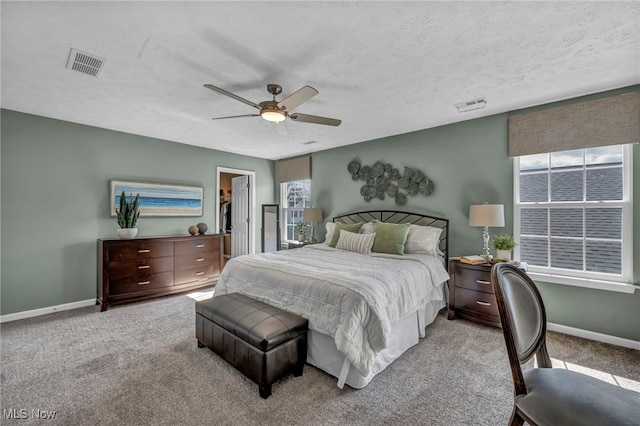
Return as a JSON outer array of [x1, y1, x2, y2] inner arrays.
[[547, 322, 640, 350], [0, 299, 97, 323]]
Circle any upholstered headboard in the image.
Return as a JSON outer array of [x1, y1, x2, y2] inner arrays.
[[333, 210, 449, 263]]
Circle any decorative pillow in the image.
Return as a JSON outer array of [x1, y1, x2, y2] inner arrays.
[[329, 222, 363, 247], [360, 221, 375, 234], [324, 222, 336, 244], [404, 224, 443, 256], [371, 222, 410, 255], [336, 230, 375, 254]]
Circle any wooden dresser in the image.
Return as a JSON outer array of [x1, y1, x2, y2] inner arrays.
[[98, 234, 223, 311], [447, 260, 500, 327]]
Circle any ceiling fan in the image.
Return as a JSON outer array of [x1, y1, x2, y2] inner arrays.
[[204, 83, 341, 126]]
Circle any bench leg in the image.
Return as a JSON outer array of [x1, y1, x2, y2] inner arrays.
[[259, 384, 272, 399], [293, 363, 304, 377], [197, 340, 204, 348]]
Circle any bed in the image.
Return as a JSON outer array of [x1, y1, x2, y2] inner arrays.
[[214, 210, 450, 388]]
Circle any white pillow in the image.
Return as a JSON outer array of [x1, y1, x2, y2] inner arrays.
[[404, 224, 442, 256], [324, 222, 336, 245], [336, 230, 375, 254], [360, 221, 375, 234]]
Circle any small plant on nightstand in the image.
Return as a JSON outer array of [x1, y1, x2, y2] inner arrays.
[[492, 234, 515, 261], [296, 221, 307, 242]]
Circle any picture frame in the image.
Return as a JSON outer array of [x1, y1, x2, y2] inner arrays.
[[110, 180, 203, 217]]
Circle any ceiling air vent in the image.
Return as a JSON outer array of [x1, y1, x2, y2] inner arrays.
[[455, 97, 487, 113], [66, 48, 106, 77]]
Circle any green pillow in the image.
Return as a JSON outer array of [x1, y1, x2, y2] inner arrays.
[[371, 222, 410, 255], [329, 222, 363, 247]]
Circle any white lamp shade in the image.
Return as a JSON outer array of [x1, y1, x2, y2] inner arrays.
[[469, 204, 505, 227], [303, 207, 323, 222]]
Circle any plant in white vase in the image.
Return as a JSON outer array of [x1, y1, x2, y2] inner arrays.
[[492, 234, 516, 261], [116, 191, 140, 239], [296, 221, 307, 242]]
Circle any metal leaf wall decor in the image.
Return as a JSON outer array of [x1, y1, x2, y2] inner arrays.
[[347, 160, 434, 204]]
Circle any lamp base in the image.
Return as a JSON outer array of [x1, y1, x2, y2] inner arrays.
[[480, 226, 492, 261]]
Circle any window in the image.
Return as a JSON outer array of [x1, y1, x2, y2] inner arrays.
[[514, 144, 632, 286], [280, 180, 311, 242]]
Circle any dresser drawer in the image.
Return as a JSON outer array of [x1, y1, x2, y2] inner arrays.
[[175, 238, 220, 256], [454, 287, 499, 318], [110, 271, 174, 294], [108, 242, 174, 261], [175, 252, 215, 270], [175, 264, 220, 285], [454, 266, 493, 293], [108, 256, 174, 278]]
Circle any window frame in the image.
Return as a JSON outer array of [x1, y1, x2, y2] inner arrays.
[[280, 179, 311, 244], [513, 144, 634, 293]]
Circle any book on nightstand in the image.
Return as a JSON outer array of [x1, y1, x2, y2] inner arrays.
[[459, 255, 487, 265]]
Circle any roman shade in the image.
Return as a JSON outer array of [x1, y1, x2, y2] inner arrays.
[[277, 155, 311, 183], [508, 91, 640, 157]]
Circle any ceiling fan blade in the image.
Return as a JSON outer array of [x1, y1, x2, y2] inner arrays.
[[211, 114, 260, 121], [277, 86, 318, 111], [289, 113, 341, 126], [204, 84, 261, 110]]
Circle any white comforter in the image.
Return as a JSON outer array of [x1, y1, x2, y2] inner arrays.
[[215, 244, 450, 376]]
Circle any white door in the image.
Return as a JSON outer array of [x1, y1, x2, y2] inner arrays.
[[231, 175, 249, 257]]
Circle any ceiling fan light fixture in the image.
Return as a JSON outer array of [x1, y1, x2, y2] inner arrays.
[[260, 109, 286, 123]]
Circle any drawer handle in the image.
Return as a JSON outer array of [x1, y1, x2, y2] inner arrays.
[[195, 257, 205, 262], [196, 244, 205, 248], [476, 301, 491, 306], [138, 249, 150, 253], [138, 281, 150, 286], [476, 280, 491, 285], [195, 271, 205, 276], [138, 265, 150, 269]]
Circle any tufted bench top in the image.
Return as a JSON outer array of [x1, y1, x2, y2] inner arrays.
[[196, 292, 308, 352]]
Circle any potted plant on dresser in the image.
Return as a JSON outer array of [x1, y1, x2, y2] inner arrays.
[[116, 191, 140, 239], [492, 234, 516, 261]]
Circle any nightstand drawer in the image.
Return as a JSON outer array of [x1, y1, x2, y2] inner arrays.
[[454, 287, 499, 318], [454, 266, 493, 293]]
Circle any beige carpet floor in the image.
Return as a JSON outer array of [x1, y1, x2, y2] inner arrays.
[[1, 290, 638, 425]]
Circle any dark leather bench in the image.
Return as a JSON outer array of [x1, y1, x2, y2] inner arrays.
[[195, 292, 308, 398]]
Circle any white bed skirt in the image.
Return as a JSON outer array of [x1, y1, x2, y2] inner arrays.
[[306, 295, 446, 389]]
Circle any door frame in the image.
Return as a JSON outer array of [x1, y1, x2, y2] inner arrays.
[[216, 166, 256, 255]]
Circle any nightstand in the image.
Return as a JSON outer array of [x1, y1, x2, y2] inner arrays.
[[288, 241, 309, 249], [448, 260, 501, 327]]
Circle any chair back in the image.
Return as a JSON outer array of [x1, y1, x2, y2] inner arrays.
[[491, 263, 551, 395]]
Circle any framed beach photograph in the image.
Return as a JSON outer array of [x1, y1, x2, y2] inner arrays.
[[110, 180, 203, 217]]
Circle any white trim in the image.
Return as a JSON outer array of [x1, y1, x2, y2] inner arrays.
[[528, 272, 637, 294], [0, 299, 96, 323], [547, 322, 640, 350]]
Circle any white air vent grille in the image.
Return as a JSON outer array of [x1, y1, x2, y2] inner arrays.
[[66, 48, 106, 77], [455, 97, 487, 113]]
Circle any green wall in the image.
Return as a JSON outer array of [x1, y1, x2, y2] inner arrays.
[[2, 85, 638, 342], [1, 110, 274, 315], [310, 87, 640, 342]]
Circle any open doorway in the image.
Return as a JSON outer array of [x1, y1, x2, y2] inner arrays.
[[216, 167, 256, 263]]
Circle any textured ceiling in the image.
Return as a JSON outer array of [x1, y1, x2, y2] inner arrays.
[[2, 1, 639, 160]]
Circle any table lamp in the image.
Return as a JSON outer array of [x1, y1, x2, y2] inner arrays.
[[469, 203, 505, 261], [303, 207, 323, 243]]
